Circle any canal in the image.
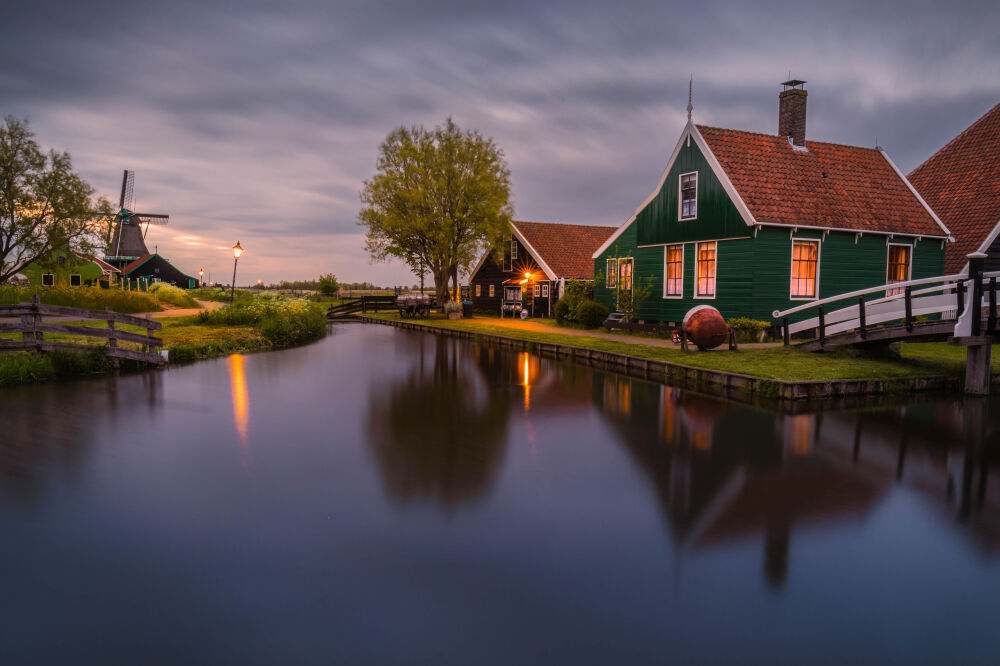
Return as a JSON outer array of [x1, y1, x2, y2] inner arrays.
[[1, 323, 998, 664]]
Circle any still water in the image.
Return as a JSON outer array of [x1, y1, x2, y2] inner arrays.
[[1, 323, 998, 664]]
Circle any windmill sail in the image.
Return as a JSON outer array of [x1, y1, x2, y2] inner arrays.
[[104, 170, 169, 269]]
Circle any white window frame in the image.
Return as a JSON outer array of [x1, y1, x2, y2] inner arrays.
[[42, 273, 54, 286], [886, 242, 913, 296], [475, 284, 481, 297], [789, 239, 820, 301], [663, 244, 684, 299], [510, 239, 518, 261], [678, 171, 698, 221], [618, 257, 634, 292], [69, 273, 82, 287], [542, 283, 549, 298], [533, 283, 540, 297], [488, 284, 495, 297], [606, 258, 618, 288], [694, 241, 717, 299]]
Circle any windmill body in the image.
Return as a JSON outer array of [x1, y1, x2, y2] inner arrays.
[[103, 170, 169, 271]]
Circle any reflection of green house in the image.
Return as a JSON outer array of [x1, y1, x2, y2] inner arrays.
[[21, 249, 120, 287]]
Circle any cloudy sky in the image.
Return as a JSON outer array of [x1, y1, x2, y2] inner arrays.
[[3, 0, 997, 285]]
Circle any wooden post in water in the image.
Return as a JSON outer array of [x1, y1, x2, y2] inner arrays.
[[953, 254, 992, 395]]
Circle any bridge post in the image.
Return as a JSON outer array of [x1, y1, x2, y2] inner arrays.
[[904, 287, 913, 332], [782, 317, 789, 346], [970, 255, 984, 336], [951, 253, 993, 395], [817, 305, 826, 347], [858, 297, 867, 339], [989, 278, 997, 333]]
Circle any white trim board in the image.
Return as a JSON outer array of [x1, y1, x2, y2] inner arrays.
[[878, 148, 954, 241], [964, 217, 1000, 275], [510, 222, 558, 281]]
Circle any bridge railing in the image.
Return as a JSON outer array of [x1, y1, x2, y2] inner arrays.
[[772, 274, 968, 346]]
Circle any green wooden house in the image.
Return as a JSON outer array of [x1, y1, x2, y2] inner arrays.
[[21, 249, 119, 287], [593, 81, 952, 324]]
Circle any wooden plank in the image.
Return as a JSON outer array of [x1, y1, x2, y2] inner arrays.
[[0, 303, 162, 329], [31, 322, 162, 347], [106, 346, 165, 364], [0, 321, 23, 332]]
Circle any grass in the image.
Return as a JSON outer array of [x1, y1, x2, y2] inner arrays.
[[365, 312, 992, 382], [0, 285, 161, 313], [149, 283, 199, 308]]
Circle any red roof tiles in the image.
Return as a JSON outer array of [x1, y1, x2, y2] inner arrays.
[[908, 102, 1000, 273], [696, 125, 946, 238], [512, 221, 617, 279], [120, 254, 153, 275]]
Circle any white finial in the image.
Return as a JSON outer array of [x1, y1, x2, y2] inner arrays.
[[686, 75, 693, 122]]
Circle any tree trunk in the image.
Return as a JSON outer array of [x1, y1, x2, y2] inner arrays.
[[432, 266, 450, 311]]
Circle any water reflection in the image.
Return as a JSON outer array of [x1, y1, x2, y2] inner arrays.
[[228, 353, 250, 452], [366, 335, 511, 509]]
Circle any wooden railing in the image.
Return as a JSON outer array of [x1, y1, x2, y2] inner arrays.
[[0, 295, 164, 365]]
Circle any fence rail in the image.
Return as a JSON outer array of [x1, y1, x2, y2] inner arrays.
[[0, 295, 164, 365]]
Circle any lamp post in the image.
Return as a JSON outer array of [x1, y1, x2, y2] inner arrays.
[[230, 241, 244, 303], [199, 268, 204, 289], [525, 272, 534, 318]]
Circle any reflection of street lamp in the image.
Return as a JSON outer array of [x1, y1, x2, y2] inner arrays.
[[230, 241, 244, 303]]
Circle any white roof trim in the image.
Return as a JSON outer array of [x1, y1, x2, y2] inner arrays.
[[592, 122, 757, 259], [754, 220, 947, 240], [511, 221, 558, 281], [962, 217, 1000, 275], [878, 148, 954, 240]]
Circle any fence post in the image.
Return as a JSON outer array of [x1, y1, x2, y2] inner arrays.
[[957, 280, 966, 316], [782, 317, 789, 346], [858, 297, 867, 339], [818, 305, 826, 347], [970, 255, 984, 336], [904, 287, 913, 332], [107, 306, 120, 369], [989, 277, 997, 333]]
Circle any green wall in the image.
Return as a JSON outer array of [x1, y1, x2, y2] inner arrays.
[[22, 249, 106, 287]]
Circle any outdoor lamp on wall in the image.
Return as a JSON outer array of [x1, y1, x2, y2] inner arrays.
[[230, 241, 244, 303]]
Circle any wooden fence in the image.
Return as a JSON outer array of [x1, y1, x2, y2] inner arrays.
[[0, 295, 164, 365]]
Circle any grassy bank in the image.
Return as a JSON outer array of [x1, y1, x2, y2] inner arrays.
[[0, 294, 327, 387], [0, 285, 162, 313], [364, 312, 994, 382]]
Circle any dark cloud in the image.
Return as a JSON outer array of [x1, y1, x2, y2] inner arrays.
[[3, 0, 998, 283]]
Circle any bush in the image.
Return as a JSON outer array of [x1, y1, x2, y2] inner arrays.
[[444, 300, 462, 314], [727, 317, 772, 342], [0, 285, 160, 313], [575, 299, 610, 329], [553, 279, 594, 327], [150, 283, 199, 308], [318, 273, 340, 297], [197, 294, 311, 326], [554, 297, 572, 325], [260, 309, 326, 347]]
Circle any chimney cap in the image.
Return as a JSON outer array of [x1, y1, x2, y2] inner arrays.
[[781, 79, 807, 90]]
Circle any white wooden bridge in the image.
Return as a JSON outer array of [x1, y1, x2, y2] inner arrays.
[[773, 254, 998, 394]]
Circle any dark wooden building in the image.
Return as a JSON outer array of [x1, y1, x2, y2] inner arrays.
[[120, 253, 200, 288], [466, 221, 616, 317]]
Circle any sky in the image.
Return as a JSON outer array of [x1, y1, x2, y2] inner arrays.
[[2, 0, 998, 286]]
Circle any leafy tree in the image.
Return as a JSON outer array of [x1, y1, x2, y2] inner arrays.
[[0, 117, 109, 284], [359, 117, 512, 306], [318, 273, 340, 296]]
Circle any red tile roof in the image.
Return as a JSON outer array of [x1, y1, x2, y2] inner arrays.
[[76, 253, 119, 274], [696, 125, 947, 238], [513, 220, 617, 279], [907, 102, 1000, 273], [120, 254, 153, 275]]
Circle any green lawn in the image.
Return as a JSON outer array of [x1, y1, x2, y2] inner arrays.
[[364, 312, 993, 382]]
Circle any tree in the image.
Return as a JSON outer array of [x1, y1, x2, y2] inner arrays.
[[359, 117, 512, 307], [318, 273, 340, 296], [0, 116, 108, 284]]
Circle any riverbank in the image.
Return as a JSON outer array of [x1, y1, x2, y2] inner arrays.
[[358, 313, 998, 400]]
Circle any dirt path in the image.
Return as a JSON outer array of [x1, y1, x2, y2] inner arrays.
[[147, 300, 224, 319], [464, 316, 783, 349]]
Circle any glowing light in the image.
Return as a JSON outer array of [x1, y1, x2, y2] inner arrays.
[[228, 354, 250, 452], [232, 241, 244, 259], [525, 272, 531, 278]]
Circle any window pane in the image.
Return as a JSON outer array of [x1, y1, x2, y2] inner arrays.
[[696, 242, 716, 296], [791, 241, 818, 298]]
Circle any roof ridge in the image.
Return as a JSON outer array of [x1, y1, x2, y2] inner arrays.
[[696, 124, 881, 152], [909, 100, 1000, 178], [514, 219, 617, 229]]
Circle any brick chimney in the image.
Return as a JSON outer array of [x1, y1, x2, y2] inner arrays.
[[778, 79, 807, 147]]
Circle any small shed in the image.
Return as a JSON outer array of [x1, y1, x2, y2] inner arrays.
[[120, 253, 200, 288]]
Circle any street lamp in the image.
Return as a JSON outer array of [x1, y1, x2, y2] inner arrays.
[[525, 272, 534, 318], [230, 241, 244, 303], [199, 268, 204, 288]]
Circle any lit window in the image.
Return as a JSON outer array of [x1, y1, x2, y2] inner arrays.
[[542, 283, 549, 298], [70, 274, 82, 287], [619, 258, 633, 291], [664, 245, 683, 297], [887, 245, 911, 295], [606, 258, 618, 288], [42, 273, 54, 286], [680, 172, 698, 220], [475, 284, 481, 297], [790, 240, 818, 298], [489, 284, 495, 297], [696, 242, 716, 297]]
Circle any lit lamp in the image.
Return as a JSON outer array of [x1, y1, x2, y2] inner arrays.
[[199, 268, 204, 288], [230, 241, 244, 303]]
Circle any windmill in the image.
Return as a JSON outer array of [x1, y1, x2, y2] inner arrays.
[[103, 170, 169, 270]]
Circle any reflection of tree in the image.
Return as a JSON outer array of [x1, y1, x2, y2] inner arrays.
[[367, 335, 510, 509]]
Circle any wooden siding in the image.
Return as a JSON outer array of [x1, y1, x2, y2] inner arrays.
[[468, 236, 552, 315], [635, 136, 752, 246], [595, 224, 947, 324]]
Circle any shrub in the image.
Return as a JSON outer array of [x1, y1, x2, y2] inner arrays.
[[196, 295, 311, 326], [260, 309, 326, 347], [575, 299, 610, 329], [553, 279, 594, 327], [444, 300, 462, 314], [727, 317, 773, 342], [318, 273, 340, 297], [150, 283, 199, 308], [554, 297, 572, 325], [0, 285, 160, 313]]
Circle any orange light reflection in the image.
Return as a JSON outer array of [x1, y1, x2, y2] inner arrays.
[[228, 354, 250, 452]]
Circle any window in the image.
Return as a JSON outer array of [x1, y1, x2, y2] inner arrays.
[[664, 245, 683, 297], [70, 274, 82, 287], [680, 172, 698, 220], [511, 239, 518, 261], [618, 258, 633, 291], [606, 258, 618, 288], [533, 283, 540, 297], [475, 284, 481, 297], [887, 244, 911, 295], [542, 283, 549, 298], [790, 240, 819, 299], [42, 273, 54, 286], [696, 242, 716, 297], [489, 284, 495, 297]]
